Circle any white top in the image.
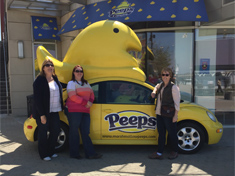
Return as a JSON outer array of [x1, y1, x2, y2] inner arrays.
[[153, 83, 181, 115], [49, 80, 62, 112]]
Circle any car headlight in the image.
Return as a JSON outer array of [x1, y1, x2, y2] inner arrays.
[[206, 111, 216, 122]]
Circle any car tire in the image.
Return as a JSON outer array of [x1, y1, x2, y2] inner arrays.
[[55, 122, 69, 152], [177, 122, 205, 154]]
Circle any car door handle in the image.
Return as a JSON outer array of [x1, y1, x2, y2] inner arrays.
[[103, 109, 113, 113]]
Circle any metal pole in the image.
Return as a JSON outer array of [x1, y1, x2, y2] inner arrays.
[[2, 33, 9, 115]]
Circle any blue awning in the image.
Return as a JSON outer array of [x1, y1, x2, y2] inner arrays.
[[58, 0, 208, 35], [32, 16, 60, 40]]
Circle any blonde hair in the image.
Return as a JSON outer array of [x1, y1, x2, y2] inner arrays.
[[161, 67, 173, 78], [39, 59, 56, 77]]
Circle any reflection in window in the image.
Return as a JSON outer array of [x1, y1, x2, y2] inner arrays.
[[195, 28, 235, 112], [129, 33, 147, 73], [146, 30, 194, 102], [91, 83, 99, 103], [106, 81, 153, 104]]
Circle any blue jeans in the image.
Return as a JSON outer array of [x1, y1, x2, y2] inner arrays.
[[157, 115, 178, 153], [36, 112, 60, 159], [65, 109, 96, 158]]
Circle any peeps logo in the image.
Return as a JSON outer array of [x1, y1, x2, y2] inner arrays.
[[108, 0, 134, 18], [104, 111, 156, 133], [41, 23, 51, 30]]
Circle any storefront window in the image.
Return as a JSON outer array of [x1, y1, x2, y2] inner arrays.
[[195, 28, 235, 112], [145, 30, 194, 101]]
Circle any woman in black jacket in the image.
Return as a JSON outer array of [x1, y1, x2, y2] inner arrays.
[[33, 59, 63, 161]]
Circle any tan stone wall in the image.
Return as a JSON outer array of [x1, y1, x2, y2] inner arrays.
[[6, 1, 104, 116], [7, 10, 61, 115]]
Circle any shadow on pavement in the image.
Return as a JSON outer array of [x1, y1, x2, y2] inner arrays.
[[0, 116, 234, 176]]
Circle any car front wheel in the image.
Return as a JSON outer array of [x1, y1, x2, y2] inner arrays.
[[55, 122, 69, 152], [177, 122, 205, 154]]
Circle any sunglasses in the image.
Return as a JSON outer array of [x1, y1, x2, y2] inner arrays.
[[162, 74, 169, 77], [44, 64, 54, 67], [74, 70, 83, 73]]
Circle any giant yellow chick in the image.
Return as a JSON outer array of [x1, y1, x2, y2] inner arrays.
[[36, 20, 146, 84]]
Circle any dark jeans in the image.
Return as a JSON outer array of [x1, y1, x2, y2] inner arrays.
[[36, 112, 60, 159], [157, 115, 178, 153], [217, 85, 223, 93], [65, 109, 96, 158]]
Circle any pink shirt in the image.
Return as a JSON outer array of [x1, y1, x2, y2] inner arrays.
[[66, 81, 94, 113]]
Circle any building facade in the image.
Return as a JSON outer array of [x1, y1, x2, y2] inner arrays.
[[1, 0, 234, 118]]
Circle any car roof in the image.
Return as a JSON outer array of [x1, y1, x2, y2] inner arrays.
[[89, 77, 154, 89]]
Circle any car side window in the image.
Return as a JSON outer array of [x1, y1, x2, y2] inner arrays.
[[106, 81, 154, 104], [91, 83, 99, 103]]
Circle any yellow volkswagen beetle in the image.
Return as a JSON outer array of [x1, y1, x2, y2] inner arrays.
[[24, 20, 223, 154], [24, 76, 223, 154]]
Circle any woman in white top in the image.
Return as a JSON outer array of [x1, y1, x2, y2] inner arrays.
[[149, 67, 180, 160], [33, 59, 63, 161]]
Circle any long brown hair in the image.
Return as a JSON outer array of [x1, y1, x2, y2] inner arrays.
[[71, 65, 87, 85], [39, 59, 56, 77]]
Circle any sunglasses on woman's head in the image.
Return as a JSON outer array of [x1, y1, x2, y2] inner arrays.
[[45, 64, 54, 67], [162, 74, 169, 77], [75, 70, 83, 73]]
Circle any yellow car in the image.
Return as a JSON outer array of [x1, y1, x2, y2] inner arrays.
[[24, 20, 223, 154], [24, 76, 223, 154]]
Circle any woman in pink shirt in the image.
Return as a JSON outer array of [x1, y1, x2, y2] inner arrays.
[[65, 65, 102, 159]]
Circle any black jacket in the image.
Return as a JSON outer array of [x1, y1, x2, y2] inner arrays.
[[155, 81, 174, 109], [161, 82, 174, 107], [33, 75, 63, 120]]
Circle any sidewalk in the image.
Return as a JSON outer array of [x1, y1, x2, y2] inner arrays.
[[0, 115, 234, 176]]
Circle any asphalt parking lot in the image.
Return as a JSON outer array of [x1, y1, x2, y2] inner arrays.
[[0, 115, 234, 176]]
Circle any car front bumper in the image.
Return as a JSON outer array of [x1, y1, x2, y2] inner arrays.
[[23, 117, 37, 142]]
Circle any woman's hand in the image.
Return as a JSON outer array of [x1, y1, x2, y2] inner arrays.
[[173, 110, 179, 123], [85, 101, 93, 108], [172, 115, 178, 123], [151, 92, 156, 98], [40, 115, 47, 124]]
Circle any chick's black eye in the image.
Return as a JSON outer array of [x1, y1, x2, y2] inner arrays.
[[113, 28, 119, 33]]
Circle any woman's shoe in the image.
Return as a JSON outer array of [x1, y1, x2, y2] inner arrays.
[[88, 153, 102, 159], [148, 152, 163, 160], [51, 154, 58, 158], [168, 151, 178, 160], [43, 157, 51, 161], [71, 155, 83, 159]]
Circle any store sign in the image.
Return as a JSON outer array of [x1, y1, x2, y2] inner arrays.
[[31, 16, 60, 40], [108, 1, 134, 18], [200, 58, 210, 74], [104, 111, 156, 133], [58, 0, 208, 35]]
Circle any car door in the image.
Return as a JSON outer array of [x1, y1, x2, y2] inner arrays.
[[89, 83, 102, 140], [101, 81, 158, 144]]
